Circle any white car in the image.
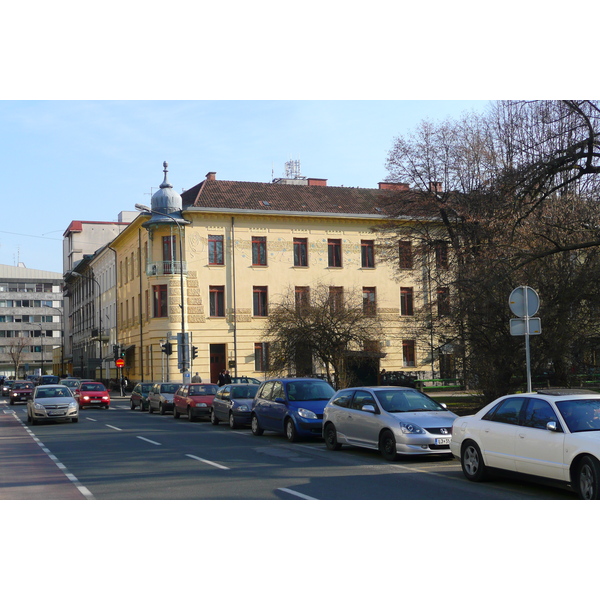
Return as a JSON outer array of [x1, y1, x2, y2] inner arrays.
[[451, 390, 600, 499], [323, 386, 458, 460], [27, 384, 79, 425]]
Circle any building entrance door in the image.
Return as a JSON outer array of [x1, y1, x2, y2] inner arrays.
[[210, 344, 226, 384]]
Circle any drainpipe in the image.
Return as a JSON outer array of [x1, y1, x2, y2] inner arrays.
[[231, 217, 238, 377]]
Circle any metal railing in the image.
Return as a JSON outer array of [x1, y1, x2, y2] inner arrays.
[[145, 261, 188, 276]]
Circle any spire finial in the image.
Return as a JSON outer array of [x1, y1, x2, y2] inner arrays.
[[160, 161, 172, 189]]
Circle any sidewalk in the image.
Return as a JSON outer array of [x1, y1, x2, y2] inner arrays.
[[0, 410, 89, 500]]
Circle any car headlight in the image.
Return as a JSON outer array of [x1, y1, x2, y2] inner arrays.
[[11, 392, 18, 397], [297, 408, 318, 419], [399, 422, 425, 434], [34, 402, 45, 410], [69, 401, 78, 409], [82, 396, 90, 400], [235, 405, 249, 412]]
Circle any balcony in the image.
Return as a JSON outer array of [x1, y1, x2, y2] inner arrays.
[[146, 261, 188, 277]]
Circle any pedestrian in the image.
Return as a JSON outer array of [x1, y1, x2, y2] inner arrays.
[[217, 370, 226, 386], [223, 370, 232, 384], [192, 372, 202, 383]]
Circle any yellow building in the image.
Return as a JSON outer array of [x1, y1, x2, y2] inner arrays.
[[110, 165, 450, 386]]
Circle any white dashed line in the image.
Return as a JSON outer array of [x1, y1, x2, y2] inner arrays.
[[278, 488, 318, 500], [185, 454, 230, 470], [137, 436, 161, 446], [105, 424, 122, 431]]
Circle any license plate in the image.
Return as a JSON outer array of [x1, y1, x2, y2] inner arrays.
[[48, 411, 66, 416], [91, 400, 101, 403], [435, 437, 451, 445]]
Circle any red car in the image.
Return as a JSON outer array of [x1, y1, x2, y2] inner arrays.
[[76, 381, 110, 409], [9, 380, 35, 405], [173, 383, 219, 421]]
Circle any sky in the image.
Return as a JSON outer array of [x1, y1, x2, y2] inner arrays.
[[0, 99, 492, 274]]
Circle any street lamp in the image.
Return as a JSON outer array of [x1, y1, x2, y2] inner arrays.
[[68, 271, 103, 381], [135, 203, 191, 383]]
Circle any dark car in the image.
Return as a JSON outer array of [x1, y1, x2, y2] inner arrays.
[[2, 380, 15, 396], [174, 383, 219, 421], [211, 383, 260, 428], [148, 382, 180, 414], [130, 382, 155, 411], [251, 378, 336, 442], [38, 375, 61, 386], [9, 380, 35, 405]]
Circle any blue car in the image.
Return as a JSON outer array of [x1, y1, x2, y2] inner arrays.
[[251, 378, 336, 442]]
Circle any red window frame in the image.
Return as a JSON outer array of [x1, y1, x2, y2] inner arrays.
[[328, 239, 342, 268]]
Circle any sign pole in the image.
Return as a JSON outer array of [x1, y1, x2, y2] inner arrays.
[[524, 290, 532, 393]]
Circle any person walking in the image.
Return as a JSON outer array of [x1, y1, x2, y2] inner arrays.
[[192, 372, 202, 383]]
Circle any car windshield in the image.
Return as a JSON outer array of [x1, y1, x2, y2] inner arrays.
[[557, 398, 600, 432], [81, 383, 106, 391], [286, 380, 335, 401], [231, 385, 259, 399], [160, 384, 180, 394], [190, 385, 219, 396], [374, 389, 446, 413], [15, 382, 33, 389], [60, 380, 79, 388], [140, 384, 153, 392], [36, 387, 71, 398]]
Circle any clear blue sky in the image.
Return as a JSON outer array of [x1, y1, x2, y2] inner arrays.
[[0, 100, 491, 273]]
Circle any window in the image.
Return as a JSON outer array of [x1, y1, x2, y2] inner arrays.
[[295, 286, 310, 311], [254, 342, 269, 371], [402, 340, 416, 367], [399, 241, 413, 270], [208, 235, 224, 265], [152, 285, 168, 318], [332, 390, 354, 408], [252, 236, 267, 266], [351, 391, 378, 412], [400, 287, 414, 316], [209, 285, 225, 317], [435, 241, 449, 270], [329, 286, 343, 313], [163, 235, 176, 274], [293, 238, 308, 267], [437, 287, 450, 316], [485, 397, 526, 425], [363, 287, 376, 316], [361, 240, 375, 268], [522, 399, 559, 430], [328, 239, 342, 267], [253, 286, 268, 317]]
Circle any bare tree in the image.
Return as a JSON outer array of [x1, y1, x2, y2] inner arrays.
[[7, 337, 30, 379], [263, 283, 382, 388]]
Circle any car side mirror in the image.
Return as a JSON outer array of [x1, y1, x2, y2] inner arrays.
[[362, 404, 377, 414], [274, 397, 287, 404], [547, 421, 560, 432]]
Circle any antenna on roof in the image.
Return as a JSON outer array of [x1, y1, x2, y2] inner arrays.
[[284, 158, 303, 180]]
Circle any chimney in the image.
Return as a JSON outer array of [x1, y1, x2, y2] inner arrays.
[[378, 182, 409, 191], [307, 178, 327, 186], [429, 181, 442, 193], [206, 172, 216, 181]]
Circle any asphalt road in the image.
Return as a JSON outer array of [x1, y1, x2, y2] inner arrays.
[[1, 396, 576, 500]]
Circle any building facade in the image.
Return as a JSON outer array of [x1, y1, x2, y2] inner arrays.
[[109, 167, 453, 386], [0, 264, 64, 378]]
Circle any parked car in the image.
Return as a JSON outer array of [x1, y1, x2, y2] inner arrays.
[[230, 376, 262, 385], [451, 389, 600, 499], [148, 382, 180, 414], [9, 380, 35, 405], [323, 386, 457, 460], [211, 383, 260, 428], [37, 375, 60, 386], [174, 383, 220, 421], [130, 382, 155, 411], [27, 384, 79, 425], [251, 378, 336, 442], [76, 381, 110, 409], [2, 380, 14, 396]]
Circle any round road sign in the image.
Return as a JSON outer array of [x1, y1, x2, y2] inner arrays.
[[509, 286, 540, 318], [116, 358, 125, 368]]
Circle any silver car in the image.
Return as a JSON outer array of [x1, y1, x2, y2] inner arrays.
[[323, 386, 458, 460], [147, 382, 180, 415], [27, 384, 79, 425]]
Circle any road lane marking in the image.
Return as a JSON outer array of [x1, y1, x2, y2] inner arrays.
[[278, 488, 318, 500], [105, 424, 122, 431], [13, 414, 95, 500], [86, 417, 97, 422], [185, 454, 230, 470], [137, 436, 161, 446]]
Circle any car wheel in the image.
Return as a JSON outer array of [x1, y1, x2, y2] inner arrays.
[[72, 417, 78, 423], [285, 418, 298, 443], [140, 402, 146, 412], [577, 456, 600, 500], [379, 430, 398, 461], [229, 412, 238, 429], [210, 409, 220, 426], [324, 423, 342, 450], [461, 441, 488, 482], [173, 406, 180, 419], [148, 402, 154, 414], [188, 407, 196, 422], [159, 403, 166, 415], [130, 400, 135, 410], [251, 414, 264, 436], [27, 410, 32, 424], [9, 398, 14, 405]]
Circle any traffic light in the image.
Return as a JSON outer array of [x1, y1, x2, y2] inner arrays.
[[113, 345, 119, 360], [191, 346, 198, 360], [161, 341, 173, 355]]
